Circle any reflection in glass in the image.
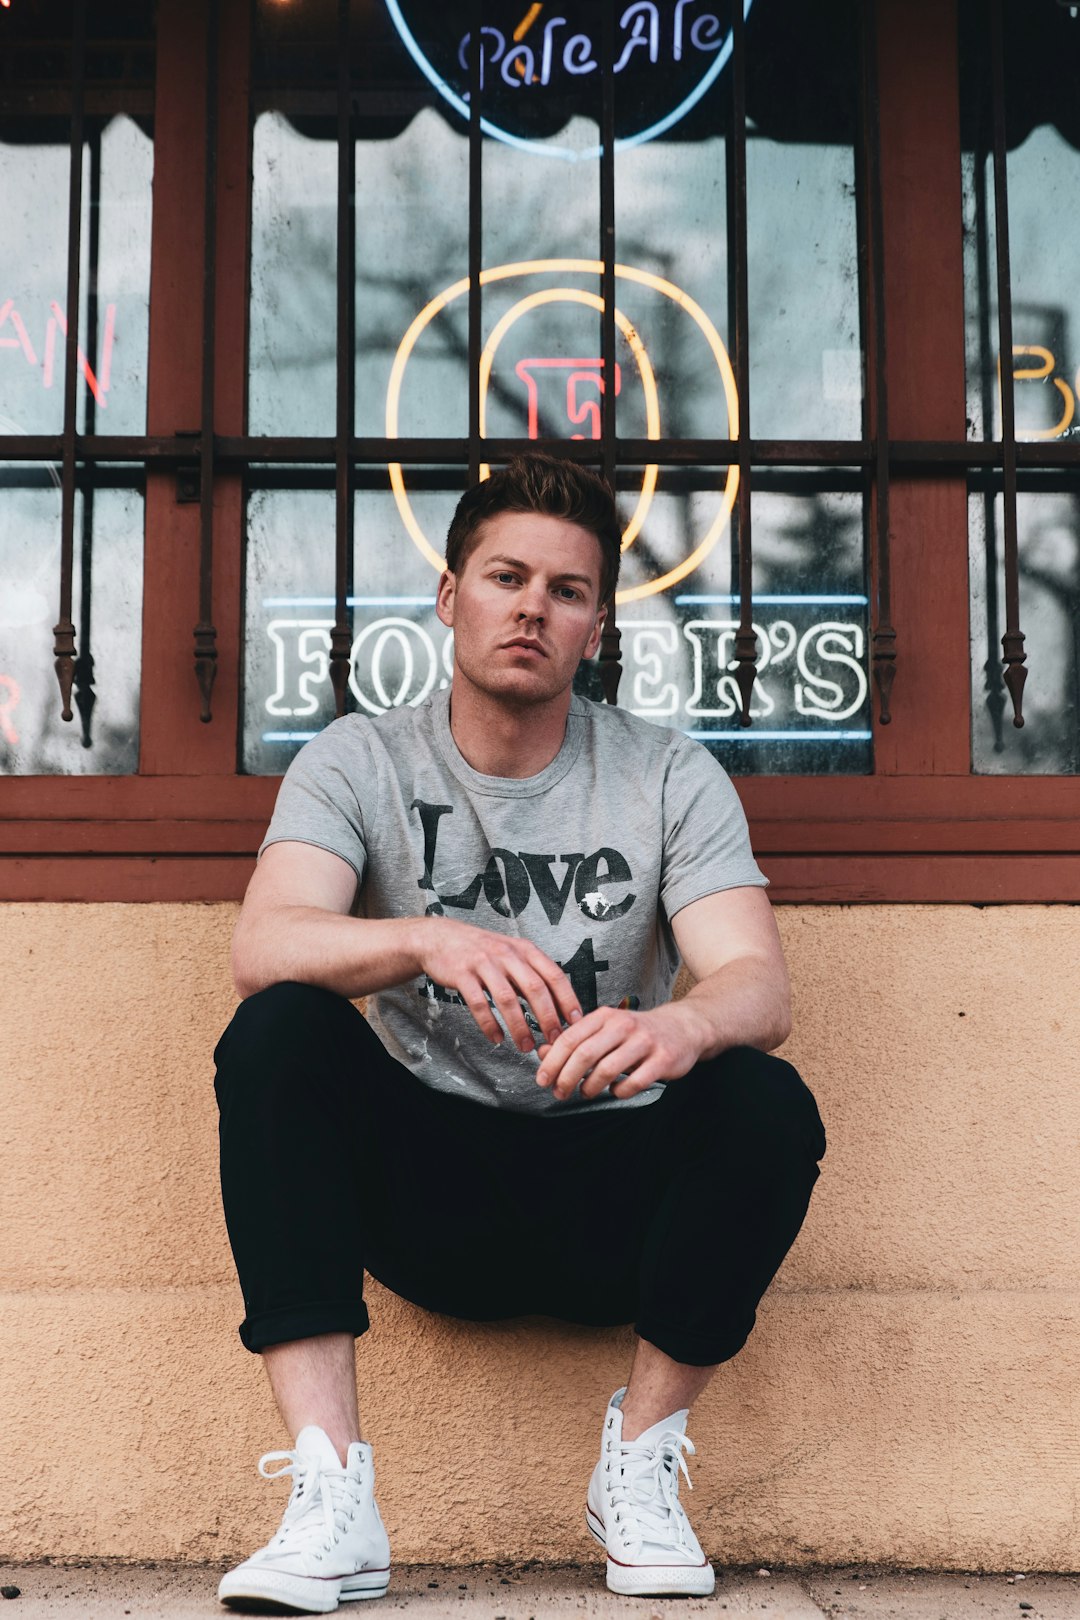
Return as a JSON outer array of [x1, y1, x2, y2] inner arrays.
[[0, 139, 69, 436], [76, 116, 154, 436], [356, 111, 468, 439], [745, 0, 861, 439], [970, 491, 1080, 773], [250, 115, 338, 438], [962, 1, 1080, 444], [482, 44, 600, 436], [245, 0, 871, 778], [0, 117, 153, 440], [0, 470, 142, 774]]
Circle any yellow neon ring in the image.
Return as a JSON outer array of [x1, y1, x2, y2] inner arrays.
[[477, 287, 660, 548], [386, 259, 739, 603]]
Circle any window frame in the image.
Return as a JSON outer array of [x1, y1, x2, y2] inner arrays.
[[4, 0, 1080, 906]]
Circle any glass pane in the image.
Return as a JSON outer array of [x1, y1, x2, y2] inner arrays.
[[250, 0, 338, 437], [0, 6, 154, 438], [480, 23, 601, 446], [746, 0, 862, 439], [75, 114, 154, 435], [0, 137, 69, 437], [242, 470, 466, 774], [244, 468, 870, 777], [249, 112, 337, 437], [0, 468, 142, 774], [614, 47, 729, 448], [616, 469, 870, 773], [355, 112, 467, 442], [251, 2, 471, 440], [962, 1, 1080, 445], [970, 489, 1080, 774]]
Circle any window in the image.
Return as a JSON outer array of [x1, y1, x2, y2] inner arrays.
[[3, 0, 1078, 904], [961, 0, 1080, 774], [1, 0, 154, 772], [244, 0, 872, 777]]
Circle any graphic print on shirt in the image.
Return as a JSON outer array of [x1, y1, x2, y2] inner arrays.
[[410, 799, 639, 1020]]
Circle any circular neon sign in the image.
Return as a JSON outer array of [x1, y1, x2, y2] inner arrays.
[[385, 258, 739, 605], [384, 0, 755, 163]]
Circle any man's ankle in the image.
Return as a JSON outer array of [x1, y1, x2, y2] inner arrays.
[[295, 1422, 362, 1466]]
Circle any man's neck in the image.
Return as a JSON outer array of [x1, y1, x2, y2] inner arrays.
[[447, 677, 573, 779]]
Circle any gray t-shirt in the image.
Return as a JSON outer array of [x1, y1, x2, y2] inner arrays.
[[260, 688, 767, 1115]]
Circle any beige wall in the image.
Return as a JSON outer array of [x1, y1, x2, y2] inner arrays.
[[3, 902, 1079, 1569]]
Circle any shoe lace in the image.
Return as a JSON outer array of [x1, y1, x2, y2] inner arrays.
[[606, 1430, 696, 1555], [257, 1448, 361, 1559]]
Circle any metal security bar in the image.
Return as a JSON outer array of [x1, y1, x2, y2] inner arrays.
[[52, 0, 87, 724], [329, 0, 356, 719], [598, 1, 620, 705], [7, 0, 1051, 749], [74, 123, 102, 747], [194, 0, 220, 723], [858, 0, 896, 727], [467, 0, 482, 489], [989, 0, 1026, 727], [728, 0, 756, 728]]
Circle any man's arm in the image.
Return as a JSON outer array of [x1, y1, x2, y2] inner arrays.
[[232, 841, 583, 1047], [535, 885, 791, 1102]]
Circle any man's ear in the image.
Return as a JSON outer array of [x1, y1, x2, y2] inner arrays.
[[435, 568, 456, 629], [583, 603, 606, 661]]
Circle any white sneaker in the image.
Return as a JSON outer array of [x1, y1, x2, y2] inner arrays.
[[218, 1425, 390, 1613], [586, 1388, 715, 1597]]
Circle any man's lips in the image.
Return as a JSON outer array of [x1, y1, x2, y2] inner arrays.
[[501, 638, 548, 656]]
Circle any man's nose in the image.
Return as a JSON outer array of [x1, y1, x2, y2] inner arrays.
[[516, 584, 546, 622]]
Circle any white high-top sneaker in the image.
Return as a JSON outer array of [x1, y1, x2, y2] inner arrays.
[[586, 1387, 715, 1597], [219, 1425, 390, 1613]]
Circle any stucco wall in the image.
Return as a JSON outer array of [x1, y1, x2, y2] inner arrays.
[[3, 902, 1079, 1569]]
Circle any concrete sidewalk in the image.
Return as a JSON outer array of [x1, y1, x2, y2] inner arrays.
[[0, 1563, 1077, 1618]]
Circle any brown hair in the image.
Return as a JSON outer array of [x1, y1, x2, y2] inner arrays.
[[444, 453, 621, 603]]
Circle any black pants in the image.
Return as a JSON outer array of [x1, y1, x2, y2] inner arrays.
[[214, 982, 826, 1367]]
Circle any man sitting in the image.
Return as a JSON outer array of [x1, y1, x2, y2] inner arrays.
[[214, 452, 826, 1613]]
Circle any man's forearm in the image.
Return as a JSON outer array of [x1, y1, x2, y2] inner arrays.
[[232, 907, 426, 1001], [663, 957, 792, 1062]]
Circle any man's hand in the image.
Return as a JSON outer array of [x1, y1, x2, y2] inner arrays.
[[532, 886, 792, 1102], [415, 916, 582, 1053], [535, 1001, 708, 1101]]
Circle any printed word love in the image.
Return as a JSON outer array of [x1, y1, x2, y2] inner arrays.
[[412, 800, 637, 925]]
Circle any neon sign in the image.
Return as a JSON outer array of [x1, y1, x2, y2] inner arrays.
[[0, 675, 20, 748], [1002, 344, 1077, 439], [386, 256, 739, 603], [259, 602, 870, 737], [384, 0, 755, 162], [0, 298, 117, 407]]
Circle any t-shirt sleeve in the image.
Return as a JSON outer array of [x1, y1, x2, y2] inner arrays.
[[659, 735, 767, 921], [258, 719, 372, 885]]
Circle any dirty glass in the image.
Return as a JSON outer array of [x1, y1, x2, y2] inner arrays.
[[969, 489, 1080, 775], [745, 2, 862, 440], [0, 471, 142, 775], [616, 469, 870, 775], [245, 0, 869, 776], [242, 471, 466, 775], [961, 1, 1080, 771], [0, 4, 153, 773]]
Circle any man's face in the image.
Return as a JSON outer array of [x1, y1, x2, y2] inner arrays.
[[436, 510, 607, 707]]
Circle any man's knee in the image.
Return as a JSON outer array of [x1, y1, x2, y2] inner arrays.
[[213, 982, 362, 1102], [218, 980, 355, 1051], [686, 1045, 826, 1162]]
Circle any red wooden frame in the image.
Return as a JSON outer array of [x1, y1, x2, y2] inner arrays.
[[4, 0, 1079, 905]]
